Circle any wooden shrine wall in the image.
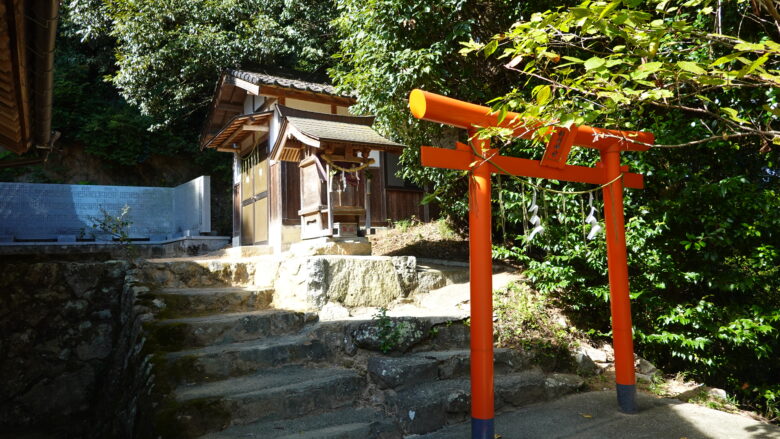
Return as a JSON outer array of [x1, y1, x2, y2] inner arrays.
[[282, 162, 301, 225], [386, 189, 426, 222]]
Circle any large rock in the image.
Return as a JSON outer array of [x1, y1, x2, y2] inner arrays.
[[274, 256, 420, 310], [573, 347, 599, 376], [328, 257, 408, 307], [138, 259, 269, 289]]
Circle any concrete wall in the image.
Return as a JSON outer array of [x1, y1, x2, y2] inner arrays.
[[173, 176, 211, 236], [0, 176, 211, 242]]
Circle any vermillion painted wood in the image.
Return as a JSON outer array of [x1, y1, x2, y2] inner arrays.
[[409, 89, 652, 427]]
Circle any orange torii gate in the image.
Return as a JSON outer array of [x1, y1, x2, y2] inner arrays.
[[408, 89, 654, 439]]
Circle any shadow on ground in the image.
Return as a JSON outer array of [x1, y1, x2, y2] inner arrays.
[[382, 239, 470, 261], [416, 391, 780, 439]]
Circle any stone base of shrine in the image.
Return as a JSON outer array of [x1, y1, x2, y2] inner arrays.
[[288, 237, 372, 256], [212, 244, 275, 259]]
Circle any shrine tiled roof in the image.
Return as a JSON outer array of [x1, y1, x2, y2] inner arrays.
[[228, 70, 344, 97], [278, 105, 403, 150]]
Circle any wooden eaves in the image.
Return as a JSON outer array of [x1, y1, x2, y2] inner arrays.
[[202, 112, 272, 155], [0, 0, 58, 155]]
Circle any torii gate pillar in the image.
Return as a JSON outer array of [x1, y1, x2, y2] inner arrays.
[[467, 133, 496, 437], [600, 146, 636, 409], [409, 89, 654, 439]]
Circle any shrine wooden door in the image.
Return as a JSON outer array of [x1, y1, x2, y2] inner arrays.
[[240, 146, 269, 245]]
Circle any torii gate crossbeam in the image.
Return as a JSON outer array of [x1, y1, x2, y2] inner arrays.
[[408, 89, 654, 439]]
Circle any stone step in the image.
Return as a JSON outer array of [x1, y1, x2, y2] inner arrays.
[[388, 371, 584, 435], [139, 260, 233, 288], [141, 258, 280, 289], [151, 287, 274, 318], [158, 366, 364, 438], [368, 349, 532, 390], [149, 310, 311, 351], [411, 321, 471, 351], [163, 333, 330, 384], [199, 407, 400, 439]]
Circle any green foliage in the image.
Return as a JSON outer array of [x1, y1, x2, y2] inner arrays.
[[488, 116, 780, 418], [464, 0, 780, 148], [54, 6, 193, 166], [435, 218, 458, 240], [391, 216, 420, 232], [372, 307, 410, 353], [67, 0, 337, 124], [493, 281, 579, 353], [89, 204, 132, 243], [88, 204, 139, 259], [468, 0, 780, 417], [331, 0, 532, 222], [334, 0, 780, 418]]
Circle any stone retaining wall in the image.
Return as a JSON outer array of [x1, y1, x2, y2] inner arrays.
[[0, 260, 129, 436], [0, 254, 472, 437]]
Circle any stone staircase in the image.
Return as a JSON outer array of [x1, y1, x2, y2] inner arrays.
[[136, 257, 585, 439]]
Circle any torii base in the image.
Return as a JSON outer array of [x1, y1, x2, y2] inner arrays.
[[617, 384, 638, 413]]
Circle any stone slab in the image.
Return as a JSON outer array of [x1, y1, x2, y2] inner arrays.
[[0, 236, 230, 258], [200, 407, 398, 439], [288, 237, 371, 256]]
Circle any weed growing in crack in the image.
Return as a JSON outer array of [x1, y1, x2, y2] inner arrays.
[[373, 307, 408, 353]]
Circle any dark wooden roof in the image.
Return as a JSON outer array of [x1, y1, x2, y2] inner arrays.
[[271, 105, 403, 162], [0, 0, 58, 155], [279, 105, 402, 149]]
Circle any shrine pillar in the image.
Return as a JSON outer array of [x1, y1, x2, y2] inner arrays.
[[600, 146, 637, 413], [468, 133, 495, 438]]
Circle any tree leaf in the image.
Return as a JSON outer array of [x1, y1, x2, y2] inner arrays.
[[536, 85, 552, 105], [734, 42, 766, 51], [638, 61, 663, 73], [720, 107, 749, 123], [677, 61, 706, 74], [710, 51, 745, 67], [584, 56, 606, 70], [599, 0, 622, 19], [483, 40, 499, 57], [497, 105, 508, 123], [742, 54, 770, 76], [505, 55, 524, 68]]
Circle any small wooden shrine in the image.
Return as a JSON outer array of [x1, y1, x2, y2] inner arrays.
[[200, 70, 428, 251]]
